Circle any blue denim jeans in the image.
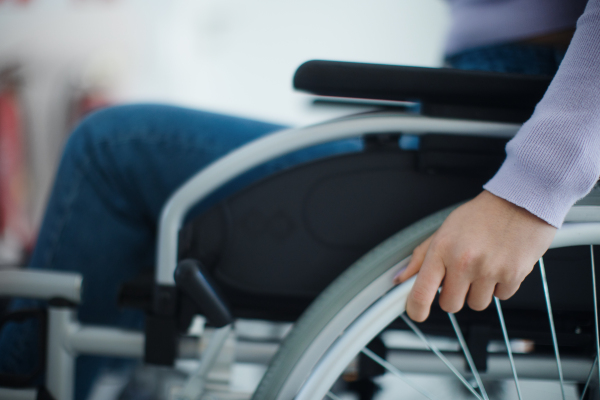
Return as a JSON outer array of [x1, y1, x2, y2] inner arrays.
[[0, 42, 565, 400], [446, 42, 566, 75], [0, 105, 361, 399]]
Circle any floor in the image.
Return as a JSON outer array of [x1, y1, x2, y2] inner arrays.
[[87, 364, 581, 400], [86, 322, 586, 400]]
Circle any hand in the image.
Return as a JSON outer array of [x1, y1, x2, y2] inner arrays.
[[394, 190, 557, 322]]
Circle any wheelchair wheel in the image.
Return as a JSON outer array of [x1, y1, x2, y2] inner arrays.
[[252, 202, 600, 400]]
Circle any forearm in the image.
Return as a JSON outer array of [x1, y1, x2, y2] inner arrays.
[[484, 0, 600, 228]]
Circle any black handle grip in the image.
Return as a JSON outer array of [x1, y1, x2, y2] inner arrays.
[[174, 259, 233, 327]]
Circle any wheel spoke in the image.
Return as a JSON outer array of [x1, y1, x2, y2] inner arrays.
[[448, 313, 489, 400], [400, 314, 483, 400], [361, 347, 440, 400], [591, 245, 600, 396], [579, 356, 598, 400], [494, 297, 523, 400], [539, 257, 566, 400]]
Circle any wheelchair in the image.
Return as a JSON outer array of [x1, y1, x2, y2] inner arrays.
[[1, 60, 599, 400]]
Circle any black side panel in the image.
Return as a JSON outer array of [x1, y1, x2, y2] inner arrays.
[[179, 136, 597, 334], [180, 142, 496, 320]]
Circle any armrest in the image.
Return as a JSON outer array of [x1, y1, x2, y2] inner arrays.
[[294, 60, 553, 122]]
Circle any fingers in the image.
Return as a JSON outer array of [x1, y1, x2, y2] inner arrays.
[[438, 273, 471, 314], [406, 251, 445, 322], [394, 235, 433, 284], [494, 281, 521, 300], [466, 279, 496, 311]]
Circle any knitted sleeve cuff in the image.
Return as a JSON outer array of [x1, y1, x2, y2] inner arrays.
[[484, 158, 577, 228]]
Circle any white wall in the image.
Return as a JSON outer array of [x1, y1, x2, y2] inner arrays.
[[133, 0, 449, 124], [0, 0, 449, 226], [0, 0, 155, 225]]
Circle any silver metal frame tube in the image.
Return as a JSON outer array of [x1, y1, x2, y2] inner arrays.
[[386, 350, 593, 381], [156, 112, 520, 284], [0, 388, 37, 400], [179, 325, 233, 399], [0, 270, 82, 303], [45, 309, 147, 400], [68, 326, 144, 358], [550, 223, 600, 248], [46, 308, 76, 400]]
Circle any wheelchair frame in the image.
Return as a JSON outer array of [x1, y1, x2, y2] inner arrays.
[[1, 110, 596, 400], [0, 111, 519, 400]]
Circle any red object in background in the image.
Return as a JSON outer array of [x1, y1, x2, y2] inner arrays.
[[76, 91, 111, 120], [0, 80, 33, 250], [0, 0, 33, 4], [68, 89, 112, 130], [0, 0, 116, 4]]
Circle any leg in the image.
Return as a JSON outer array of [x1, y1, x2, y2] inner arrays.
[[1, 104, 285, 399], [445, 42, 565, 75], [31, 104, 286, 323]]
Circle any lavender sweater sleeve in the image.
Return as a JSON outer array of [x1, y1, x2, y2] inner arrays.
[[483, 0, 600, 228]]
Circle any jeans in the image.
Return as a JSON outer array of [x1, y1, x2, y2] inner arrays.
[[446, 42, 566, 75], [0, 105, 361, 399], [0, 42, 565, 400]]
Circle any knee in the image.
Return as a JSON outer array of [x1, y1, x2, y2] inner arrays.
[[64, 105, 146, 158], [64, 104, 190, 168]]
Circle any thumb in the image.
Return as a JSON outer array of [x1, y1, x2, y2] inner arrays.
[[394, 235, 433, 284], [406, 249, 445, 322]]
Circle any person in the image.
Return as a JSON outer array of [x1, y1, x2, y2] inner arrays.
[[1, 0, 599, 399], [396, 0, 600, 322]]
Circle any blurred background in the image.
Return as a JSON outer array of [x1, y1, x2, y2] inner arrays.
[[0, 0, 448, 266]]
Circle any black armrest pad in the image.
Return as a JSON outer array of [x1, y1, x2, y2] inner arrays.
[[294, 60, 552, 111]]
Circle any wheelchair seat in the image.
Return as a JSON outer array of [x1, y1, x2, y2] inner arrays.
[[177, 130, 596, 356], [174, 61, 559, 323], [173, 62, 592, 361]]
